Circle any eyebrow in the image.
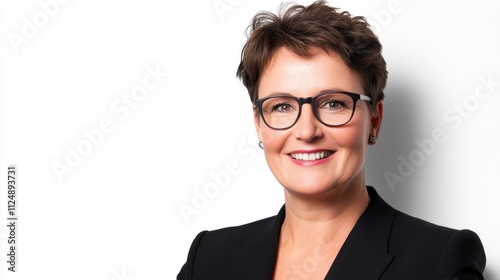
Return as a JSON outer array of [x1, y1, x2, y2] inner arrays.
[[265, 88, 352, 98]]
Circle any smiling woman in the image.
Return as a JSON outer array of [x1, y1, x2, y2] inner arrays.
[[177, 1, 486, 279]]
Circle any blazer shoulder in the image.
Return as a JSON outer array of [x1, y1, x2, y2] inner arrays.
[[388, 210, 486, 278], [189, 213, 278, 254], [433, 229, 487, 279], [392, 210, 456, 237], [177, 212, 280, 279], [390, 209, 476, 252]]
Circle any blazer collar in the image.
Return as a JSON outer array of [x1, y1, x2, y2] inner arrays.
[[234, 186, 395, 280], [233, 205, 285, 280], [324, 186, 395, 279]]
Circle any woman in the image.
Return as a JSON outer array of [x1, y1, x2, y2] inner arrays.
[[177, 1, 486, 279]]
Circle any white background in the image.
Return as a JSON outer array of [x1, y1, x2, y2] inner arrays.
[[1, 0, 499, 279]]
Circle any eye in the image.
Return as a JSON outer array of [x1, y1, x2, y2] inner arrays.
[[262, 97, 298, 114], [271, 102, 294, 112], [322, 99, 347, 110]]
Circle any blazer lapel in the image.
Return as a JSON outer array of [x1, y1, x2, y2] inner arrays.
[[233, 187, 396, 280], [325, 187, 396, 279], [233, 206, 285, 280]]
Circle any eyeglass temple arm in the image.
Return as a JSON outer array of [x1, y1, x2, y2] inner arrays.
[[359, 95, 372, 101]]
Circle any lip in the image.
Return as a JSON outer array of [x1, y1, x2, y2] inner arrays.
[[288, 149, 335, 167]]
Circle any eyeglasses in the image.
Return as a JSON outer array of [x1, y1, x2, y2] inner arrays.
[[254, 91, 372, 130]]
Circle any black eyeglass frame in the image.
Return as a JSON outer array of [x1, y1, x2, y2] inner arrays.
[[253, 91, 372, 130]]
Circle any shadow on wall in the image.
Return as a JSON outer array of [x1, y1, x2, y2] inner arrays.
[[484, 268, 497, 280], [366, 78, 496, 279], [365, 77, 424, 212]]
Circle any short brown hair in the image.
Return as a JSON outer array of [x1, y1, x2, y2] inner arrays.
[[236, 1, 387, 109]]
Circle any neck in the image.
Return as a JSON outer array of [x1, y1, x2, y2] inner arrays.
[[280, 182, 370, 246]]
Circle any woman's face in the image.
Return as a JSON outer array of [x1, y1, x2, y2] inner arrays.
[[255, 47, 382, 197]]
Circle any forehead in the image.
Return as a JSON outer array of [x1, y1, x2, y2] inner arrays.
[[258, 47, 364, 98]]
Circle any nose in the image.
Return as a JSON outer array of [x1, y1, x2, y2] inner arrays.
[[294, 103, 323, 142]]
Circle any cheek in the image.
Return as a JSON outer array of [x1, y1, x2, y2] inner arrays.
[[330, 126, 368, 184], [336, 126, 367, 148], [333, 114, 371, 157], [261, 128, 288, 153], [338, 109, 372, 147]]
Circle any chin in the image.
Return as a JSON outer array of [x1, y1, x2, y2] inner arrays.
[[283, 180, 341, 197]]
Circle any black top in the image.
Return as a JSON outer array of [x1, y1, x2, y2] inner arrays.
[[178, 186, 486, 279]]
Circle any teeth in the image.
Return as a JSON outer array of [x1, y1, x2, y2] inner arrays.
[[290, 151, 333, 161]]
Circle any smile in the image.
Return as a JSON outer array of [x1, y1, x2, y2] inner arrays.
[[290, 150, 334, 161]]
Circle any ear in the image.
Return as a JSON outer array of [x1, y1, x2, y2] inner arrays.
[[370, 101, 384, 139]]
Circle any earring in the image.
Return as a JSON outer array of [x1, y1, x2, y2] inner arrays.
[[258, 141, 264, 149], [369, 136, 377, 144]]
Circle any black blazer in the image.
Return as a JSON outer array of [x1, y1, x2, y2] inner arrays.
[[178, 186, 486, 279]]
